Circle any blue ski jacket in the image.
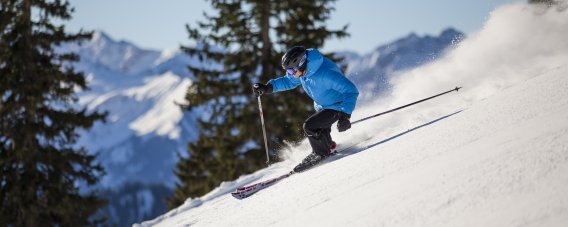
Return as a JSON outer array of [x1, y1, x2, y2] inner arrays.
[[268, 49, 359, 114]]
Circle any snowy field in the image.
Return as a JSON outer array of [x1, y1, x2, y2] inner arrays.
[[138, 3, 568, 227]]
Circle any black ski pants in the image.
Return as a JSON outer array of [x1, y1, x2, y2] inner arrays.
[[303, 109, 340, 156]]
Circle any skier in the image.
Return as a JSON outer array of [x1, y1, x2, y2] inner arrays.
[[252, 46, 359, 172]]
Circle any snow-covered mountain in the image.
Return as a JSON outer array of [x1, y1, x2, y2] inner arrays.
[[138, 3, 568, 226], [340, 28, 464, 102], [60, 32, 202, 188], [57, 34, 207, 225]]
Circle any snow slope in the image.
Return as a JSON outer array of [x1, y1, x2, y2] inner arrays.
[[139, 3, 568, 226]]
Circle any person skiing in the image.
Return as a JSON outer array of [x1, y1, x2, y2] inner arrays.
[[252, 46, 359, 172]]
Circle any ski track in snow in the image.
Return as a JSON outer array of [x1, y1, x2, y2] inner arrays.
[[137, 3, 568, 227]]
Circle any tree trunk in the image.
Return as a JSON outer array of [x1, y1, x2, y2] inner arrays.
[[260, 1, 272, 79]]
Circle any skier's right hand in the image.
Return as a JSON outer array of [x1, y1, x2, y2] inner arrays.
[[337, 112, 351, 132], [252, 83, 273, 97]]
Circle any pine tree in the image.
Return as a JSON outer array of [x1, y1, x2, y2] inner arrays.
[[169, 0, 348, 207], [0, 0, 107, 225]]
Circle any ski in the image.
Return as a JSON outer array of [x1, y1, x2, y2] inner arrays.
[[231, 171, 294, 199], [231, 140, 365, 200], [231, 152, 340, 199]]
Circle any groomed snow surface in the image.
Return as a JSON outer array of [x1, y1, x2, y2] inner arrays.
[[138, 3, 568, 227]]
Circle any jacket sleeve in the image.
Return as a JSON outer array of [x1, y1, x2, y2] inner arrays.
[[267, 74, 302, 93], [328, 72, 359, 115]]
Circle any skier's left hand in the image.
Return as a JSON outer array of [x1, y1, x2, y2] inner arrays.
[[337, 112, 351, 132]]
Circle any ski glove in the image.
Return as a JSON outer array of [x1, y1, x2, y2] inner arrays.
[[252, 83, 273, 97], [337, 112, 351, 132]]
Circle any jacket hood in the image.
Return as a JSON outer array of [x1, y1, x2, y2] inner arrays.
[[304, 49, 324, 78]]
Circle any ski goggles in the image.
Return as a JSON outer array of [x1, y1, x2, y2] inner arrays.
[[284, 54, 307, 75], [285, 67, 299, 75]]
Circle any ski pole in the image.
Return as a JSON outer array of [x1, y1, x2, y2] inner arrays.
[[352, 86, 462, 125], [257, 96, 271, 165]]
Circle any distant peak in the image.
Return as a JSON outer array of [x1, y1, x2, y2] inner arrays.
[[389, 32, 420, 46], [407, 32, 419, 39], [91, 30, 140, 48], [92, 30, 113, 42], [90, 30, 149, 53], [440, 28, 464, 37]]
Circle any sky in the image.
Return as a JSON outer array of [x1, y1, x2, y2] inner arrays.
[[64, 0, 522, 54]]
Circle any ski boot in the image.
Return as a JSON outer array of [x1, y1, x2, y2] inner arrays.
[[293, 141, 337, 173], [293, 152, 325, 172]]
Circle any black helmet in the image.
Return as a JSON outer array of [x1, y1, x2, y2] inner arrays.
[[282, 46, 307, 70]]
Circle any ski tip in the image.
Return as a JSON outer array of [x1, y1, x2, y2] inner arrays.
[[231, 192, 246, 200]]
